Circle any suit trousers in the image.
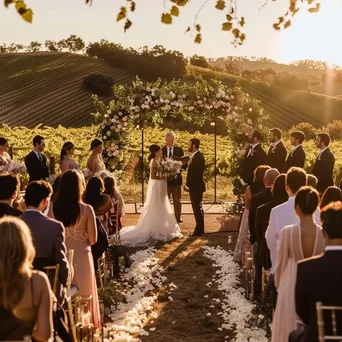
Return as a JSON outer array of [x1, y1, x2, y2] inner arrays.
[[167, 185, 182, 221], [190, 190, 204, 233], [253, 242, 262, 296]]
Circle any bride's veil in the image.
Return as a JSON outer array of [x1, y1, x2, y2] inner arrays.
[[144, 159, 155, 206]]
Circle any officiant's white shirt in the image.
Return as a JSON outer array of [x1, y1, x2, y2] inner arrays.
[[265, 196, 321, 274]]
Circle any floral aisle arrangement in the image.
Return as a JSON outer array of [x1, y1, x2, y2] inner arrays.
[[0, 160, 26, 174], [156, 158, 182, 180], [202, 245, 268, 342]]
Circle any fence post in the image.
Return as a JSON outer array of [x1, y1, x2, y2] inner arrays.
[[50, 156, 55, 175], [9, 146, 13, 159]]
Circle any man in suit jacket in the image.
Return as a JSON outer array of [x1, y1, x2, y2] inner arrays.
[[284, 131, 306, 172], [20, 180, 70, 306], [312, 133, 335, 194], [162, 131, 187, 223], [265, 167, 320, 274], [24, 135, 49, 183], [248, 168, 279, 295], [0, 174, 22, 218], [267, 128, 287, 172], [185, 138, 206, 236], [240, 129, 267, 186], [289, 203, 342, 342]]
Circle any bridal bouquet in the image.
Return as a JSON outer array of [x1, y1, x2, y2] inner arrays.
[[2, 160, 27, 174], [157, 158, 182, 180]]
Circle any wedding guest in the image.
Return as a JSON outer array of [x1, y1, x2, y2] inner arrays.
[[162, 131, 187, 223], [0, 137, 11, 169], [312, 133, 335, 194], [271, 187, 324, 342], [265, 167, 320, 274], [284, 131, 306, 173], [49, 170, 100, 326], [21, 181, 69, 306], [320, 186, 342, 209], [104, 176, 125, 230], [86, 139, 105, 174], [0, 217, 53, 341], [249, 168, 279, 295], [307, 174, 318, 189], [233, 165, 270, 264], [240, 129, 267, 186], [267, 128, 287, 172], [0, 174, 22, 218], [84, 176, 114, 234], [289, 202, 342, 342], [60, 141, 79, 172], [50, 175, 62, 204], [24, 135, 49, 183]]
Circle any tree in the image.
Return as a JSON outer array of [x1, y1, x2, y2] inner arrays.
[[25, 41, 42, 52], [224, 61, 242, 76], [4, 0, 322, 46], [57, 39, 68, 52], [190, 55, 210, 69], [64, 34, 85, 53], [45, 40, 58, 51]]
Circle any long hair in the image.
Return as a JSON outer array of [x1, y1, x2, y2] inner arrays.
[[53, 170, 81, 226], [148, 144, 161, 162], [320, 186, 342, 209], [60, 141, 74, 163], [84, 177, 105, 210], [104, 176, 118, 198], [0, 217, 35, 310]]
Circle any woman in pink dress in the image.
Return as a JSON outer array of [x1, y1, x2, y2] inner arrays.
[[49, 170, 100, 326]]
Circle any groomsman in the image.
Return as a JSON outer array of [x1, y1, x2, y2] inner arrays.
[[312, 132, 335, 194], [267, 128, 287, 172], [283, 131, 306, 173], [162, 131, 187, 223], [240, 129, 267, 185], [24, 135, 49, 183]]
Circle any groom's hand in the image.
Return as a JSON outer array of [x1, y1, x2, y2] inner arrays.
[[183, 185, 189, 192]]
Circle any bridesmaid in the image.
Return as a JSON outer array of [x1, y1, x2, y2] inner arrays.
[[60, 142, 79, 172], [86, 139, 105, 174], [0, 137, 11, 170]]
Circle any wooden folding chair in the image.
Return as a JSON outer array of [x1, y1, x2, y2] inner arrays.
[[44, 264, 60, 296], [262, 267, 271, 293], [316, 302, 342, 341], [66, 250, 77, 342], [97, 253, 107, 289]]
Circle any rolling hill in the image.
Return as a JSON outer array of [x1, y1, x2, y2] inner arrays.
[[1, 52, 342, 129]]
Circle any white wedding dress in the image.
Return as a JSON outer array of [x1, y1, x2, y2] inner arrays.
[[120, 159, 183, 247]]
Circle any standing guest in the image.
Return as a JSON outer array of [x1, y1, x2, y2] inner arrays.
[[184, 138, 206, 236], [289, 201, 342, 342], [249, 168, 279, 295], [0, 174, 22, 218], [86, 139, 105, 174], [0, 137, 11, 169], [312, 133, 335, 194], [271, 187, 325, 342], [240, 129, 267, 186], [50, 175, 62, 204], [265, 167, 320, 275], [267, 128, 287, 172], [21, 181, 69, 306], [0, 217, 53, 341], [24, 135, 49, 183], [233, 165, 270, 264], [49, 170, 100, 326], [284, 131, 306, 173], [60, 141, 79, 173], [320, 186, 342, 209], [104, 176, 125, 230], [162, 131, 187, 223], [307, 174, 318, 189]]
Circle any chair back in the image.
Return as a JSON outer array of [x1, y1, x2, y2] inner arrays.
[[97, 253, 107, 289], [109, 200, 121, 245], [44, 264, 60, 295], [316, 301, 342, 341], [262, 268, 271, 292]]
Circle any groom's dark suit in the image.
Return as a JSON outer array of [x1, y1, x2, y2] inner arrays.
[[24, 150, 49, 183], [186, 150, 206, 235]]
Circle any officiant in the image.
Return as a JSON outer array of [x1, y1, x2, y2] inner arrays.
[[162, 131, 188, 223]]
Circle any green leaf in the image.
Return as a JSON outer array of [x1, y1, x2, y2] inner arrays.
[[20, 7, 33, 22], [222, 22, 232, 31], [284, 20, 291, 28], [195, 24, 201, 32], [232, 28, 240, 38], [226, 14, 233, 21], [4, 0, 14, 8], [215, 0, 225, 10], [170, 0, 189, 6], [185, 26, 191, 33], [15, 0, 25, 11], [194, 33, 202, 44], [161, 13, 173, 24], [239, 16, 245, 27], [130, 1, 136, 12], [309, 3, 320, 13], [124, 19, 132, 31], [116, 7, 127, 22], [170, 5, 179, 16]]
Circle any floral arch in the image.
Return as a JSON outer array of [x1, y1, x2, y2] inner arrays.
[[93, 76, 267, 198]]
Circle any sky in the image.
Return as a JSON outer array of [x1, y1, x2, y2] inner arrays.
[[1, 0, 342, 65]]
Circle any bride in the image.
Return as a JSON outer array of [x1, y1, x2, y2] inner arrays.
[[120, 144, 183, 247]]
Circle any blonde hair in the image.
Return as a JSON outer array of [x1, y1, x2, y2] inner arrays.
[[0, 217, 35, 310]]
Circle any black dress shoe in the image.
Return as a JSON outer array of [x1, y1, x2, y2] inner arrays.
[[191, 231, 203, 237], [177, 218, 183, 223]]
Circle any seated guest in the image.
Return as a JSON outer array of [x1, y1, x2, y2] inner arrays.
[[249, 168, 279, 295], [289, 201, 342, 342], [320, 186, 342, 209], [104, 176, 126, 232], [307, 174, 318, 189], [50, 175, 61, 204], [20, 181, 69, 306], [233, 165, 270, 264], [271, 187, 325, 342], [0, 174, 22, 218], [0, 217, 53, 341]]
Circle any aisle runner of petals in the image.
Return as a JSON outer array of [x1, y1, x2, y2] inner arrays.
[[202, 246, 268, 342], [104, 248, 170, 341]]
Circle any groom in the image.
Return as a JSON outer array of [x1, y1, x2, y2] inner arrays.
[[184, 138, 206, 236]]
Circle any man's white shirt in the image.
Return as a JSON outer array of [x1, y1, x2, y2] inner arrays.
[[265, 196, 321, 274]]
